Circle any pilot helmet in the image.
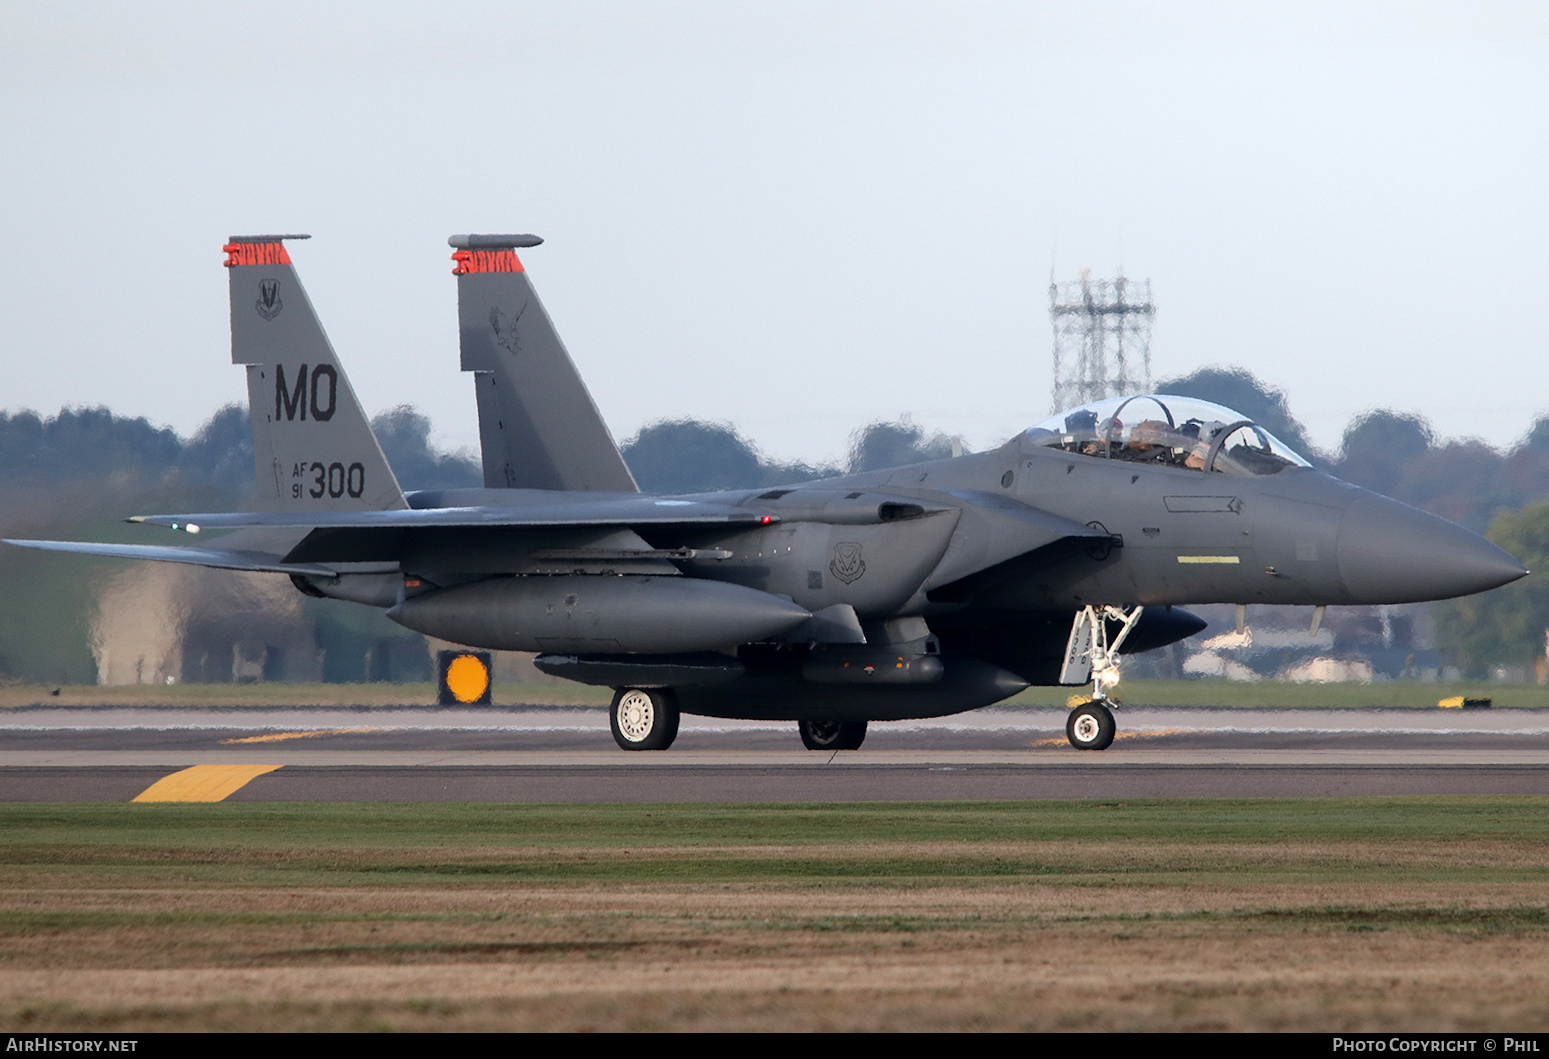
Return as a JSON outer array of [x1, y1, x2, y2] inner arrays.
[[1064, 409, 1099, 435]]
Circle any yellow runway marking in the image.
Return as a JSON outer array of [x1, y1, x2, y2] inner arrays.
[[220, 728, 375, 745], [1029, 728, 1193, 749], [132, 764, 283, 803]]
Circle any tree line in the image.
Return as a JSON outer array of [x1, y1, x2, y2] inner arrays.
[[0, 369, 1545, 683]]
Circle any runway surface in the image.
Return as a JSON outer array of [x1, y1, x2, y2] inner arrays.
[[2, 703, 1547, 801]]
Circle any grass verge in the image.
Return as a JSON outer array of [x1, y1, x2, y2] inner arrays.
[[0, 798, 1546, 1031]]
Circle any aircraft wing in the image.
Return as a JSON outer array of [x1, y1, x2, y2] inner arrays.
[[127, 495, 777, 531], [8, 496, 780, 574], [10, 491, 1106, 582], [2, 539, 343, 577]]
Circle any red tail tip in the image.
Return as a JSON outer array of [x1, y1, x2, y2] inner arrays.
[[451, 249, 525, 275], [223, 242, 293, 268]]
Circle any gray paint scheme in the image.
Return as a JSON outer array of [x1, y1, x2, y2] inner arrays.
[[0, 539, 340, 577], [388, 574, 811, 654], [452, 236, 637, 493], [5, 235, 1528, 742], [129, 493, 781, 531], [227, 237, 407, 513]]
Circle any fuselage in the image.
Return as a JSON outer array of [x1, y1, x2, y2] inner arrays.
[[372, 419, 1527, 724], [401, 430, 1523, 621]]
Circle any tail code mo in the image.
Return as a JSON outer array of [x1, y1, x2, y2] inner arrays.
[[275, 364, 338, 422]]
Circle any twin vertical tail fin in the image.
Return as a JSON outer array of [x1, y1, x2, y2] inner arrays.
[[450, 234, 638, 492], [227, 233, 631, 508], [225, 236, 408, 512]]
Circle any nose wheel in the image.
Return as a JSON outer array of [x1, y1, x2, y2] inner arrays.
[[1066, 701, 1116, 750]]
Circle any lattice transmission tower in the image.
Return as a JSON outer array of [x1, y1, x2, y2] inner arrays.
[[1049, 268, 1157, 412]]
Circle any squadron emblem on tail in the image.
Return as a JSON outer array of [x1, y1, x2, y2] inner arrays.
[[489, 303, 527, 355], [255, 279, 283, 320]]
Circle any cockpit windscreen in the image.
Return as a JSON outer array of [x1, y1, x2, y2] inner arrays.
[[1025, 395, 1311, 476]]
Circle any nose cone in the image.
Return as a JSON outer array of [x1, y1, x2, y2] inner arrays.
[[1337, 495, 1528, 604]]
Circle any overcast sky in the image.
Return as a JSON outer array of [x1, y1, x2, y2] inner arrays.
[[2, 2, 1546, 466]]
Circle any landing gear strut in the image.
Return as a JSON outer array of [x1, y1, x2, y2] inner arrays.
[[798, 718, 867, 750], [1060, 605, 1144, 750], [610, 687, 680, 751]]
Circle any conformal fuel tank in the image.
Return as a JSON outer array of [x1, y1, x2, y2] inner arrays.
[[386, 574, 812, 654]]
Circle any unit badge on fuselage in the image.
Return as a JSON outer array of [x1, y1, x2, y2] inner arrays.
[[829, 541, 866, 584]]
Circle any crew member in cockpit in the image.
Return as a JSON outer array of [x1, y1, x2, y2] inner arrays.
[[1124, 419, 1175, 463], [1179, 420, 1222, 470]]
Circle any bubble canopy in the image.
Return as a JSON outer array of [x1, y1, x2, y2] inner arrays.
[[1025, 395, 1312, 476]]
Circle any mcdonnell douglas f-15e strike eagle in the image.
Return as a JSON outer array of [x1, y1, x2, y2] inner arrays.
[[7, 235, 1528, 751]]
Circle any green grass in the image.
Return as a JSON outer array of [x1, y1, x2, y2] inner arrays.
[[1, 799, 1546, 1031], [0, 799, 1545, 889], [2, 797, 1545, 846], [3, 798, 1547, 952]]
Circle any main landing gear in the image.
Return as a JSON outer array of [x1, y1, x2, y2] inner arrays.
[[1061, 604, 1144, 751], [798, 718, 868, 751], [609, 687, 680, 751]]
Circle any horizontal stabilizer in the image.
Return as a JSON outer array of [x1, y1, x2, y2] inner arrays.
[[3, 539, 339, 577]]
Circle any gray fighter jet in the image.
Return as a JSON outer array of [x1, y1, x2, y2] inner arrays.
[[8, 235, 1528, 751]]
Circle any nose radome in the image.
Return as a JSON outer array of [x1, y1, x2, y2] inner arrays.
[[1337, 494, 1528, 604]]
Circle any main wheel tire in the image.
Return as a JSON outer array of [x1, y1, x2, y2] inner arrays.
[[1066, 702, 1116, 750], [798, 718, 867, 751], [610, 687, 680, 751]]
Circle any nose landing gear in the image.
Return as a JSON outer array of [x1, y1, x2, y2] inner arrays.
[[1065, 701, 1116, 750], [1060, 605, 1143, 750]]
